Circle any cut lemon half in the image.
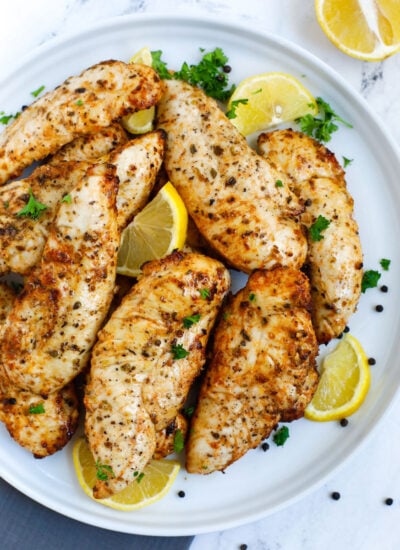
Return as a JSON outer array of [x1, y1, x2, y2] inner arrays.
[[227, 72, 318, 136], [73, 437, 180, 511], [315, 0, 400, 61], [123, 47, 155, 134], [117, 181, 188, 277], [305, 334, 371, 421]]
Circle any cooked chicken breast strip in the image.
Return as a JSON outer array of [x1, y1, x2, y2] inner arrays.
[[0, 131, 164, 275], [0, 60, 163, 184], [258, 129, 363, 343], [85, 251, 230, 498], [186, 267, 318, 474], [0, 161, 91, 275], [156, 80, 307, 273], [49, 123, 128, 164], [0, 282, 79, 457], [0, 163, 119, 395]]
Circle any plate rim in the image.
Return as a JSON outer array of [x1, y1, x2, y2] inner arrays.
[[1, 11, 400, 536]]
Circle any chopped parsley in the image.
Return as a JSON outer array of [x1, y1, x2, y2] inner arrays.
[[275, 180, 283, 188], [249, 292, 256, 302], [61, 193, 72, 204], [75, 99, 84, 106], [296, 97, 352, 142], [133, 471, 145, 484], [28, 403, 45, 414], [343, 156, 353, 168], [361, 270, 381, 293], [151, 47, 235, 101], [183, 406, 195, 418], [273, 425, 290, 446], [95, 461, 115, 481], [182, 313, 201, 328], [0, 111, 19, 125], [31, 85, 45, 98], [16, 189, 48, 220], [198, 288, 210, 299], [171, 344, 189, 360], [309, 215, 331, 241], [173, 429, 185, 453], [226, 98, 248, 119], [380, 258, 391, 271]]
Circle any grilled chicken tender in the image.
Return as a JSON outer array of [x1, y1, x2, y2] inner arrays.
[[49, 123, 128, 164], [0, 283, 79, 457], [186, 267, 319, 474], [0, 161, 91, 275], [0, 163, 119, 395], [0, 131, 164, 276], [258, 129, 362, 343], [85, 251, 230, 498], [156, 80, 307, 273], [0, 60, 163, 184]]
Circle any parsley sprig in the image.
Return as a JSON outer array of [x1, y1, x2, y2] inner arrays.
[[151, 48, 235, 101], [296, 97, 352, 142], [16, 189, 48, 220], [182, 313, 201, 328], [28, 403, 45, 414], [173, 429, 185, 453], [226, 98, 248, 119], [171, 344, 189, 360], [309, 215, 331, 242], [273, 426, 290, 446], [95, 461, 115, 481]]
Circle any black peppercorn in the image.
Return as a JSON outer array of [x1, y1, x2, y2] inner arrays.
[[331, 491, 341, 500], [375, 305, 384, 312], [178, 490, 185, 498]]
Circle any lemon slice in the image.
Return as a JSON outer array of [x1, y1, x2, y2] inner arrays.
[[117, 181, 188, 277], [227, 72, 318, 136], [305, 334, 371, 421], [122, 47, 156, 134], [73, 437, 180, 511], [315, 0, 400, 61]]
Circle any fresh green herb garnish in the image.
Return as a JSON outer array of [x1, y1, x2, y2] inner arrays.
[[61, 193, 72, 204], [95, 461, 115, 481], [3, 200, 9, 209], [0, 111, 19, 125], [136, 472, 145, 484], [151, 47, 235, 101], [173, 429, 185, 453], [361, 270, 381, 293], [380, 258, 391, 271], [28, 403, 45, 414], [275, 180, 283, 188], [296, 97, 352, 142], [16, 189, 48, 220], [273, 426, 290, 446], [75, 99, 84, 106], [249, 292, 256, 302], [171, 344, 189, 360], [182, 313, 201, 328], [343, 156, 353, 168], [31, 85, 45, 98], [183, 406, 195, 418], [199, 288, 210, 299], [309, 215, 331, 242], [222, 311, 230, 321], [226, 98, 248, 119]]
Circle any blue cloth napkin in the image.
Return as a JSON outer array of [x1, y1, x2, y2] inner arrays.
[[0, 478, 193, 550]]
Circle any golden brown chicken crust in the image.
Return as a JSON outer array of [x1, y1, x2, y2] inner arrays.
[[0, 60, 163, 184], [186, 267, 319, 474], [49, 123, 128, 164], [85, 250, 230, 498], [0, 163, 119, 395], [258, 129, 362, 343], [156, 80, 307, 273]]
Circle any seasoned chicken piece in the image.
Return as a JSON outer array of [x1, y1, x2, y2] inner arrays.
[[153, 413, 189, 460], [0, 161, 91, 275], [186, 267, 318, 474], [258, 129, 363, 343], [49, 123, 128, 163], [0, 60, 163, 184], [0, 163, 119, 395], [156, 80, 307, 273], [0, 131, 164, 275], [85, 251, 230, 498], [0, 283, 79, 457]]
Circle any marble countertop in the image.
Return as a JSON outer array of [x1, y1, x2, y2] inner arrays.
[[2, 1, 400, 549]]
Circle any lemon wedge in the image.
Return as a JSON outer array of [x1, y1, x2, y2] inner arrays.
[[315, 0, 400, 61], [117, 181, 188, 277], [122, 47, 156, 134], [227, 72, 318, 136], [73, 437, 180, 511], [305, 334, 371, 421]]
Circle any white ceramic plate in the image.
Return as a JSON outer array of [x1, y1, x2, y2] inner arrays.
[[1, 13, 400, 537]]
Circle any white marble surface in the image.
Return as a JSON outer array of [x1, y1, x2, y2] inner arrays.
[[2, 1, 400, 549]]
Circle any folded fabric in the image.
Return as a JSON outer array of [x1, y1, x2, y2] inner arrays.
[[0, 478, 193, 550]]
